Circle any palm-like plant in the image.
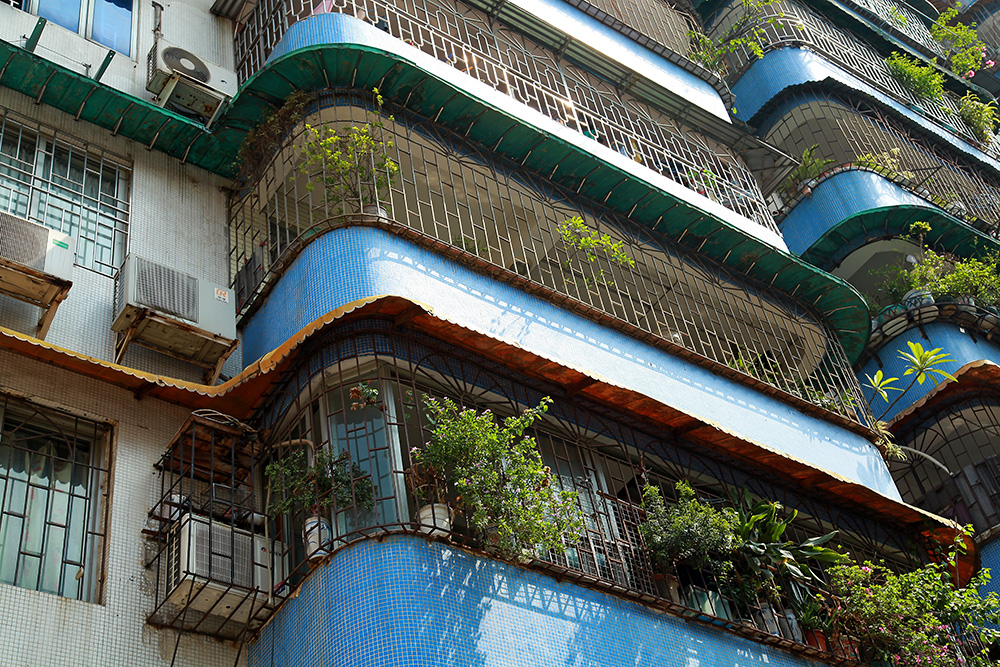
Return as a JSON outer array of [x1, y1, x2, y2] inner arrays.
[[864, 341, 957, 422]]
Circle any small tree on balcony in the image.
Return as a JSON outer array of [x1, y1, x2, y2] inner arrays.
[[931, 7, 989, 80], [688, 0, 784, 75], [884, 52, 945, 100]]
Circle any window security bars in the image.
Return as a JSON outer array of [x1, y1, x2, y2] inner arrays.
[[891, 394, 1000, 527], [709, 0, 1000, 160], [241, 327, 932, 658], [228, 97, 871, 425], [233, 0, 776, 229], [764, 93, 1000, 236], [0, 393, 110, 603], [144, 411, 276, 641], [0, 106, 130, 277], [567, 0, 699, 57]]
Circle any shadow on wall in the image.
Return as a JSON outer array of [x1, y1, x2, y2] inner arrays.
[[248, 535, 819, 667]]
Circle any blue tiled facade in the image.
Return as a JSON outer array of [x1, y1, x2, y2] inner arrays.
[[859, 323, 1000, 421], [242, 226, 899, 498], [247, 535, 827, 667]]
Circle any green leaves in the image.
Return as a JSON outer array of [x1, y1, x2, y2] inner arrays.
[[885, 52, 945, 100], [558, 216, 635, 288], [930, 7, 987, 80], [266, 447, 375, 516], [413, 396, 584, 558], [898, 341, 957, 387], [863, 369, 899, 403], [958, 92, 998, 144], [687, 0, 784, 74]]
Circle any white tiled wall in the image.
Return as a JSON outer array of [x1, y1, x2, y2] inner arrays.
[[0, 79, 243, 382], [0, 350, 243, 667]]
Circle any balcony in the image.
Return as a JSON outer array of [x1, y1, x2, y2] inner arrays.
[[230, 93, 872, 426], [233, 0, 784, 230], [759, 92, 1000, 237], [775, 166, 1000, 271], [223, 326, 977, 665], [711, 0, 999, 159]]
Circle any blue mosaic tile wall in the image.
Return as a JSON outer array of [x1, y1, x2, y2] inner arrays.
[[242, 226, 899, 498], [859, 322, 1000, 422], [247, 535, 827, 667]]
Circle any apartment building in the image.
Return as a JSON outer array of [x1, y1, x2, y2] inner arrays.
[[0, 0, 994, 664]]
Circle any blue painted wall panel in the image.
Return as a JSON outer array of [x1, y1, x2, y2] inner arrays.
[[779, 170, 935, 256], [247, 536, 827, 667], [242, 226, 900, 498], [860, 322, 1000, 422]]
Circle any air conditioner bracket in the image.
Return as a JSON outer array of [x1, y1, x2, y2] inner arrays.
[[0, 256, 72, 340], [114, 308, 238, 384]]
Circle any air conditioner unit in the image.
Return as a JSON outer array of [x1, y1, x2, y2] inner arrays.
[[146, 38, 237, 125], [165, 514, 286, 625], [113, 254, 236, 363], [0, 211, 74, 307]]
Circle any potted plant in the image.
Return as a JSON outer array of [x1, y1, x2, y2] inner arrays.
[[778, 144, 834, 202], [410, 395, 584, 559], [265, 443, 375, 561], [297, 88, 399, 219], [640, 480, 739, 614], [827, 527, 1000, 666], [796, 594, 832, 651]]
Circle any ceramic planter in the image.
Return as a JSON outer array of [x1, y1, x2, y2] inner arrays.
[[416, 502, 453, 538], [304, 515, 332, 562], [803, 628, 828, 652]]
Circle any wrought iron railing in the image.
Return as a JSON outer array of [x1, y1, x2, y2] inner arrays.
[[232, 0, 776, 228], [839, 0, 945, 57], [229, 96, 871, 424], [709, 0, 999, 158], [570, 0, 699, 56], [763, 93, 1000, 234]]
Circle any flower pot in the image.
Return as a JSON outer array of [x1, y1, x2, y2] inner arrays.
[[304, 515, 332, 562], [751, 601, 781, 636], [361, 203, 388, 223], [803, 628, 828, 652], [780, 608, 803, 643], [903, 288, 938, 323], [416, 503, 452, 538], [653, 573, 682, 604], [955, 295, 976, 314]]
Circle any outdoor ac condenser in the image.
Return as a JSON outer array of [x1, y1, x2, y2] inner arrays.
[[113, 254, 236, 354], [165, 514, 286, 624], [0, 211, 74, 284], [146, 37, 237, 125]]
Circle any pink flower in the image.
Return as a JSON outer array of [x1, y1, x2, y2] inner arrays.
[[967, 70, 976, 77], [988, 60, 996, 67]]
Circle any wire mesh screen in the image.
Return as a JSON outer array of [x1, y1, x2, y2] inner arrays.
[[232, 0, 776, 228], [229, 96, 871, 425]]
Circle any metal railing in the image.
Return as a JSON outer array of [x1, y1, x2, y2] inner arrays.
[[232, 0, 776, 228], [228, 96, 871, 424], [710, 0, 999, 158], [764, 93, 1000, 235]]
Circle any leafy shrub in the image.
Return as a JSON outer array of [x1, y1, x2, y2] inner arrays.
[[931, 7, 987, 79], [885, 52, 945, 99], [958, 92, 998, 143]]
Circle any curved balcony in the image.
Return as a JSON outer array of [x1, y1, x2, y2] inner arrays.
[[714, 0, 998, 159], [777, 167, 1000, 270], [890, 393, 1000, 537], [237, 324, 951, 664], [232, 92, 876, 429], [233, 0, 789, 229], [756, 90, 1000, 236], [860, 317, 1000, 423]]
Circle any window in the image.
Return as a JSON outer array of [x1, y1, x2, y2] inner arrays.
[[0, 394, 110, 602], [0, 107, 130, 277], [29, 0, 134, 57]]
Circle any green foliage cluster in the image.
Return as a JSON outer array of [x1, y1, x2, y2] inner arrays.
[[639, 481, 739, 577], [827, 527, 1000, 666], [266, 447, 375, 516], [885, 52, 945, 100], [558, 216, 636, 288], [235, 90, 312, 180], [297, 88, 399, 211], [874, 246, 1000, 307], [779, 144, 834, 199], [413, 396, 584, 558], [688, 0, 784, 74], [958, 92, 998, 143], [864, 341, 958, 423], [855, 148, 915, 179], [931, 7, 987, 79]]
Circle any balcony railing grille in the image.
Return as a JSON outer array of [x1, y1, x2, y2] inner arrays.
[[232, 0, 776, 229], [764, 92, 1000, 235], [229, 96, 872, 425], [710, 0, 999, 158]]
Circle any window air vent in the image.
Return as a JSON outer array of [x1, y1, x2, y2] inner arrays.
[[0, 211, 48, 271]]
